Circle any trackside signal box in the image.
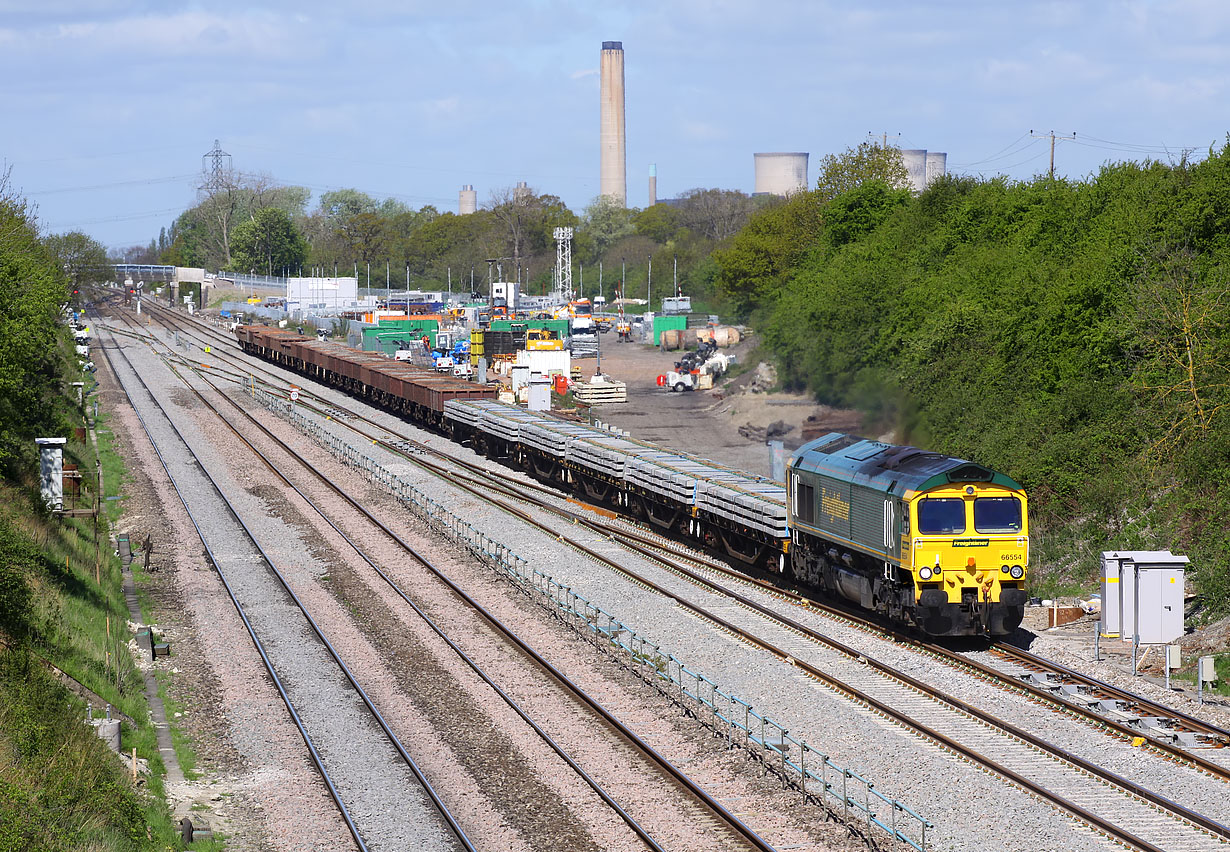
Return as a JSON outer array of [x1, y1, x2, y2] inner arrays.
[[1100, 550, 1187, 644]]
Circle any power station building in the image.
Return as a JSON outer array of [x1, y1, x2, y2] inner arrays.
[[753, 152, 809, 196], [901, 150, 947, 193], [458, 184, 477, 215], [600, 41, 627, 206]]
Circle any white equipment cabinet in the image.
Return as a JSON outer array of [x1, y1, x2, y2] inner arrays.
[[1100, 550, 1187, 644]]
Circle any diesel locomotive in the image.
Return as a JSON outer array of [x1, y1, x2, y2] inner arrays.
[[787, 433, 1028, 637]]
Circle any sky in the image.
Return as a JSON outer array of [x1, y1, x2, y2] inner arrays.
[[3, 0, 1228, 253]]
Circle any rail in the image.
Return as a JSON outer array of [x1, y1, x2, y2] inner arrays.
[[247, 381, 1228, 851], [149, 304, 1230, 848], [105, 300, 778, 852], [142, 300, 1230, 795], [252, 384, 933, 852], [93, 317, 474, 852]]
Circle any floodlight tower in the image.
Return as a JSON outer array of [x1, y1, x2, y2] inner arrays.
[[553, 226, 574, 302]]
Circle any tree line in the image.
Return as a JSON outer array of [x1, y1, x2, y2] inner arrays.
[[713, 141, 1230, 613], [130, 168, 772, 305], [0, 167, 108, 478]]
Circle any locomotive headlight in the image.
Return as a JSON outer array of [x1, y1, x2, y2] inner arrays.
[[919, 567, 933, 580], [1001, 564, 1010, 573], [1010, 565, 1024, 579]]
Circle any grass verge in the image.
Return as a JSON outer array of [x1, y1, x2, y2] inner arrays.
[[0, 376, 214, 849]]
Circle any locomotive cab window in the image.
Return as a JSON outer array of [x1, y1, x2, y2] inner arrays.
[[974, 496, 1022, 534], [916, 497, 965, 534], [795, 479, 815, 524]]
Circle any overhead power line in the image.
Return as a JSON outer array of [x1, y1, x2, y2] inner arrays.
[[1029, 130, 1076, 179], [27, 174, 195, 196], [47, 206, 186, 228], [950, 134, 1038, 168]]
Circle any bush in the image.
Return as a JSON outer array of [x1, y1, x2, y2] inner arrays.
[[0, 650, 148, 852]]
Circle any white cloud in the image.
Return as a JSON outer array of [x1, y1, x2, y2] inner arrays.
[[680, 120, 726, 142], [15, 9, 304, 58]]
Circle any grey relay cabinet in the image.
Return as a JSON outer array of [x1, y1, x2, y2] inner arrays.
[[1100, 550, 1187, 644]]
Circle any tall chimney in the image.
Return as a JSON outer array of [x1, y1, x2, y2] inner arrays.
[[648, 163, 657, 207], [600, 41, 626, 207]]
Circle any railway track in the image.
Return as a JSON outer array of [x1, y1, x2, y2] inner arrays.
[[93, 316, 473, 852], [147, 300, 1230, 764], [99, 301, 779, 852], [124, 298, 1230, 850]]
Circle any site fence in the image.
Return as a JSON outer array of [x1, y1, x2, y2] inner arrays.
[[251, 385, 932, 851]]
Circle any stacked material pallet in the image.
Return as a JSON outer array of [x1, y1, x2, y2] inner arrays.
[[570, 334, 599, 358], [443, 399, 503, 428], [444, 400, 547, 445], [443, 397, 788, 536], [624, 451, 736, 504], [572, 380, 628, 405]]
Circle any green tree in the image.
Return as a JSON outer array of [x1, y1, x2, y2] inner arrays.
[[43, 231, 109, 292], [711, 190, 821, 317], [335, 212, 387, 266], [229, 208, 309, 274], [0, 169, 69, 477], [821, 180, 910, 248], [319, 188, 378, 221], [815, 141, 910, 201], [633, 203, 683, 244], [674, 188, 761, 241], [487, 186, 577, 268], [580, 195, 636, 260]]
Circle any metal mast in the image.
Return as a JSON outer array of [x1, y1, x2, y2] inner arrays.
[[201, 139, 232, 192], [553, 226, 573, 302]]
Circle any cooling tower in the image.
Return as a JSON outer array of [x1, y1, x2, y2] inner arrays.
[[648, 163, 657, 207], [600, 41, 627, 206], [459, 184, 477, 215], [901, 149, 928, 193], [925, 152, 947, 186], [753, 152, 809, 196]]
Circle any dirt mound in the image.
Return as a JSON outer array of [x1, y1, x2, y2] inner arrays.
[[1184, 615, 1230, 655]]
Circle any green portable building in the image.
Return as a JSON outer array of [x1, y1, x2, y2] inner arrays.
[[361, 319, 439, 354], [490, 318, 570, 339], [652, 314, 687, 345]]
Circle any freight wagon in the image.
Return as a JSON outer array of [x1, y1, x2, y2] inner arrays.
[[235, 325, 496, 425]]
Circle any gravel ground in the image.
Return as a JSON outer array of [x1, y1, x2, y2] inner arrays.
[[96, 340, 274, 849], [200, 347, 858, 851], [227, 374, 1122, 852], [165, 312, 1230, 850], [111, 315, 861, 851]]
